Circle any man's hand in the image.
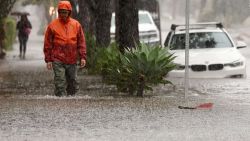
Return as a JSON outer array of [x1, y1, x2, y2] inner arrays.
[[46, 62, 53, 70], [80, 59, 86, 68]]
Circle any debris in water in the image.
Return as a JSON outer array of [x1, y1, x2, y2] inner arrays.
[[178, 103, 213, 110]]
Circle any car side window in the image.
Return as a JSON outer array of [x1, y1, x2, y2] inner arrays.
[[169, 34, 185, 50]]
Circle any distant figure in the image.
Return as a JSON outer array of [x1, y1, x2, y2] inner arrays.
[[16, 15, 32, 59], [43, 1, 86, 97]]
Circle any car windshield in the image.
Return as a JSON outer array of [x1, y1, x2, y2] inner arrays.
[[111, 13, 152, 27], [169, 32, 233, 50]]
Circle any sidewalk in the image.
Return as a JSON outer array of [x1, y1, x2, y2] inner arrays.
[[0, 4, 46, 72], [0, 34, 46, 72]]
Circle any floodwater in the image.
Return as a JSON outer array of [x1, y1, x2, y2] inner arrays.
[[1, 70, 250, 141], [1, 47, 250, 141], [1, 4, 250, 141]]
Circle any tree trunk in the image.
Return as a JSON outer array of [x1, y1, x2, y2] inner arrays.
[[78, 0, 89, 32], [116, 0, 139, 53], [136, 74, 145, 97], [128, 84, 135, 96], [78, 0, 112, 47], [95, 0, 112, 47], [78, 0, 96, 35], [69, 0, 78, 19]]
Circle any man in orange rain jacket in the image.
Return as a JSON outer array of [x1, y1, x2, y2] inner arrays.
[[44, 0, 86, 97]]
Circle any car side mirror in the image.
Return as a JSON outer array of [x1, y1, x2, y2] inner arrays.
[[236, 41, 247, 49]]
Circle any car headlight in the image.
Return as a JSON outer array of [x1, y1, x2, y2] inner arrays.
[[224, 60, 244, 67]]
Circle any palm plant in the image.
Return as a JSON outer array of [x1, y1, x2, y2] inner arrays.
[[120, 43, 176, 96], [97, 43, 176, 97]]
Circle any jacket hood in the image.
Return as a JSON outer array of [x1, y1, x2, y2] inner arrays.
[[58, 1, 72, 11]]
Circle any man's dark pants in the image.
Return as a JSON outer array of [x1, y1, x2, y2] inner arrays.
[[52, 62, 79, 96]]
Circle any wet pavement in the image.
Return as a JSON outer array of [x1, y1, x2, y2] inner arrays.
[[1, 73, 250, 141], [1, 5, 250, 141], [1, 34, 250, 141]]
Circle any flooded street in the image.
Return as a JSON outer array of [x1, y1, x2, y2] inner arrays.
[[1, 74, 250, 141], [1, 5, 250, 141], [1, 37, 250, 141]]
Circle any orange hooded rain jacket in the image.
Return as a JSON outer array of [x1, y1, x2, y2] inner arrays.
[[44, 1, 86, 64]]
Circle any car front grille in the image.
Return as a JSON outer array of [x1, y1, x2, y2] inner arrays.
[[208, 64, 224, 71], [191, 65, 206, 71], [177, 64, 225, 72]]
